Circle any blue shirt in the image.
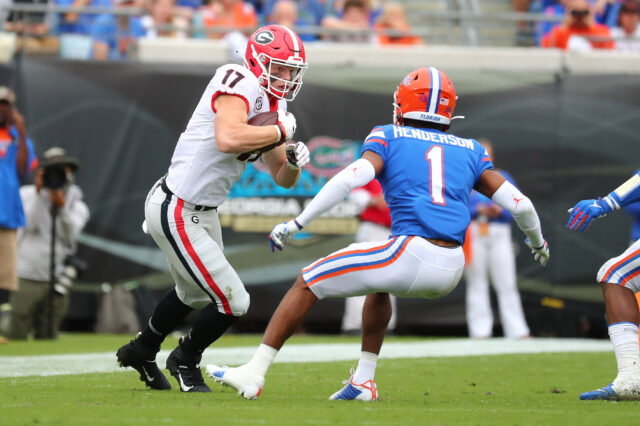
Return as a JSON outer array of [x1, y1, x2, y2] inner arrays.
[[361, 124, 493, 244], [55, 0, 113, 35], [0, 127, 38, 229], [90, 14, 146, 60], [468, 169, 516, 224]]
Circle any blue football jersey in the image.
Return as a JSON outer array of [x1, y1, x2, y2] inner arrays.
[[361, 124, 494, 244]]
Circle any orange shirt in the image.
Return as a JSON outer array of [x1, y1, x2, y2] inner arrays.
[[375, 24, 422, 46], [203, 2, 257, 37], [541, 23, 614, 50]]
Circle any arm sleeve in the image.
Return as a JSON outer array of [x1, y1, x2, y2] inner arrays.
[[296, 158, 376, 227], [491, 180, 544, 247], [602, 171, 640, 210], [494, 170, 515, 222]]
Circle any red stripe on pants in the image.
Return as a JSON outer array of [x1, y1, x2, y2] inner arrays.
[[174, 199, 233, 315]]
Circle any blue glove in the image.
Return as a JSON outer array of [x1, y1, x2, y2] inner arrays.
[[525, 238, 550, 266], [269, 219, 303, 252], [566, 197, 611, 232]]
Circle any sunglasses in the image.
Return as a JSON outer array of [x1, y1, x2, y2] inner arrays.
[[571, 9, 590, 17]]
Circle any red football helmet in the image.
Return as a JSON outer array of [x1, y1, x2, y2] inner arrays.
[[245, 25, 308, 101], [393, 67, 457, 128]]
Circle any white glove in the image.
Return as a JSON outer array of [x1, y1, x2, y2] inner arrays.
[[274, 110, 296, 143], [525, 238, 550, 266], [269, 219, 303, 252], [286, 141, 310, 170]]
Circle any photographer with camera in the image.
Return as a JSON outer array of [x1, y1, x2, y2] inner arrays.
[[7, 147, 89, 340], [0, 86, 38, 343]]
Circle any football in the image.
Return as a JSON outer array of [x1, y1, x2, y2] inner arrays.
[[248, 111, 278, 126], [237, 111, 282, 161]]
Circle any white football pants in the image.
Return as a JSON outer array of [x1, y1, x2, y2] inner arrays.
[[341, 221, 397, 332]]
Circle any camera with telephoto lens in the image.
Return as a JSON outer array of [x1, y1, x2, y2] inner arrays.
[[42, 164, 68, 189]]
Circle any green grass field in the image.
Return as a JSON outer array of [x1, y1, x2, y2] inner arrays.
[[1, 334, 639, 425]]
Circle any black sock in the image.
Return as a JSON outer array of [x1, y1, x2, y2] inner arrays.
[[180, 304, 238, 357], [0, 289, 9, 305], [137, 288, 193, 352]]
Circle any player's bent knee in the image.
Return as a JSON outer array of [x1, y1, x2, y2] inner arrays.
[[597, 259, 618, 285], [228, 290, 251, 316]]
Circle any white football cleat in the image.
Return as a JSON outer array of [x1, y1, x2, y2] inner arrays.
[[329, 370, 378, 401], [612, 378, 640, 400], [206, 364, 265, 400]]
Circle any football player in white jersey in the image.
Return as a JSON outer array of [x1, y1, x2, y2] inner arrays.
[[116, 24, 311, 393]]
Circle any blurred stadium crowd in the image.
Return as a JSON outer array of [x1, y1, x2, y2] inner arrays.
[[0, 0, 639, 60]]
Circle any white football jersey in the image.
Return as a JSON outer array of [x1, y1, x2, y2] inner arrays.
[[166, 64, 287, 206]]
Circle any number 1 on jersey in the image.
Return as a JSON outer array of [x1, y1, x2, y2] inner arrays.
[[426, 146, 446, 205]]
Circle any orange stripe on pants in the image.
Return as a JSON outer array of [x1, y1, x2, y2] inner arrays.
[[637, 292, 640, 347]]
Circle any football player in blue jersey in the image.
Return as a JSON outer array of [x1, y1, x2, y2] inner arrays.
[[207, 67, 550, 401], [567, 172, 640, 401]]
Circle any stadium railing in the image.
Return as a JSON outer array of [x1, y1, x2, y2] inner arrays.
[[1, 3, 639, 77]]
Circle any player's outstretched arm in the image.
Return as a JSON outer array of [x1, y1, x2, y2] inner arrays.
[[567, 171, 640, 232], [214, 96, 294, 154], [475, 169, 549, 266], [269, 153, 382, 251]]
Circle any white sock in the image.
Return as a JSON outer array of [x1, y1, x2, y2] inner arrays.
[[352, 351, 378, 384], [609, 322, 640, 382], [245, 344, 278, 377]]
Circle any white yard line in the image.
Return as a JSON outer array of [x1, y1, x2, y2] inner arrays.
[[0, 338, 612, 378]]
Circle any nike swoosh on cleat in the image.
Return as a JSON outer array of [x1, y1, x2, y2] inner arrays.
[[142, 365, 155, 382], [177, 373, 193, 392]]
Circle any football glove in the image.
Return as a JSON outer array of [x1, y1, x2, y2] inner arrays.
[[286, 142, 310, 170], [275, 111, 296, 143], [566, 197, 611, 232], [269, 219, 303, 252], [525, 238, 550, 266]]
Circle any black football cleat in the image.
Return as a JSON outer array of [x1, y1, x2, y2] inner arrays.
[[116, 334, 171, 390], [166, 343, 211, 393]]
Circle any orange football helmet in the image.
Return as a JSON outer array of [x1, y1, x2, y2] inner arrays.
[[393, 67, 457, 128]]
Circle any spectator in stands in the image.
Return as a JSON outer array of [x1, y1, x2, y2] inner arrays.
[[321, 0, 375, 43], [612, 0, 640, 51], [199, 0, 258, 39], [55, 0, 113, 35], [323, 0, 380, 24], [4, 0, 57, 52], [90, 0, 147, 60], [264, 0, 324, 41], [7, 148, 89, 340], [141, 0, 188, 38], [374, 2, 421, 46], [541, 0, 615, 50]]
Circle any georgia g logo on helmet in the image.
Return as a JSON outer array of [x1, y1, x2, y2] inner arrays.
[[254, 30, 275, 45]]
